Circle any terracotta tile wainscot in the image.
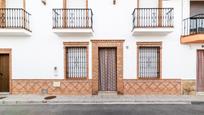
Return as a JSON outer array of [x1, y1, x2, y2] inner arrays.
[[12, 79, 185, 95], [11, 79, 92, 95], [124, 79, 182, 95]]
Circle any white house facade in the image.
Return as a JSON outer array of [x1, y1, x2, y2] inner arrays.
[[0, 0, 203, 95]]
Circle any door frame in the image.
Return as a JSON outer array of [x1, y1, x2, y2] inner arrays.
[[91, 40, 124, 95], [196, 49, 204, 93], [0, 48, 12, 93], [98, 47, 117, 91]]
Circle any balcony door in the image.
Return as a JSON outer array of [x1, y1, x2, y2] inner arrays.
[[68, 0, 86, 8], [190, 1, 204, 34], [138, 0, 163, 27], [63, 0, 89, 28], [0, 0, 24, 28], [5, 0, 23, 8], [139, 0, 158, 8]]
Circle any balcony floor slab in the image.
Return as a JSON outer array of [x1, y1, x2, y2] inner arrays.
[[53, 28, 93, 36], [0, 29, 31, 36], [181, 34, 204, 44], [132, 28, 174, 35]]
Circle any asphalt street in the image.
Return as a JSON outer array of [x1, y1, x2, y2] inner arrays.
[[0, 104, 204, 115]]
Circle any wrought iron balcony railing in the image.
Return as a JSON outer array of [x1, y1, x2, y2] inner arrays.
[[132, 8, 174, 29], [0, 8, 31, 32], [53, 8, 93, 29], [182, 14, 204, 36]]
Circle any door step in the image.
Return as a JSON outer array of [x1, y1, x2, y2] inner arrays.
[[0, 92, 9, 96], [98, 91, 118, 96], [0, 92, 9, 99], [197, 92, 204, 96]]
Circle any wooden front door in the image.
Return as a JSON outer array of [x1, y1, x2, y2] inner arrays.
[[197, 50, 204, 92], [0, 54, 9, 92], [99, 48, 117, 91]]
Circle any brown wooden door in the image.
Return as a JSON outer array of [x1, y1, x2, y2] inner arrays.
[[99, 48, 117, 91], [197, 50, 204, 92], [0, 0, 6, 27], [0, 54, 9, 92]]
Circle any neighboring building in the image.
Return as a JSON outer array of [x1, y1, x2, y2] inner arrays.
[[0, 0, 203, 95]]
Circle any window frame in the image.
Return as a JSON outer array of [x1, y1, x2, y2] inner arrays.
[[64, 42, 89, 80], [136, 42, 162, 80]]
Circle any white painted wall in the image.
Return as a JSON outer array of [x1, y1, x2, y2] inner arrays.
[[0, 0, 203, 80]]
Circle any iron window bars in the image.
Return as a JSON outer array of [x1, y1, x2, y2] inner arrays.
[[66, 47, 87, 79], [138, 47, 160, 79]]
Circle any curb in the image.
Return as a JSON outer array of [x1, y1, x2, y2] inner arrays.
[[191, 101, 204, 105], [0, 100, 192, 105]]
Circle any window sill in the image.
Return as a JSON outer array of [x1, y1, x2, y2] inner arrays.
[[64, 78, 89, 80]]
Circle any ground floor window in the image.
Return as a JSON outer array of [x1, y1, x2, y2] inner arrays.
[[64, 42, 89, 79], [137, 42, 162, 79]]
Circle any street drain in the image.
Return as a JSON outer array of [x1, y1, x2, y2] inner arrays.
[[44, 96, 56, 100], [0, 97, 6, 100]]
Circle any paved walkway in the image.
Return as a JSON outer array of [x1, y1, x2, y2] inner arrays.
[[1, 95, 204, 104]]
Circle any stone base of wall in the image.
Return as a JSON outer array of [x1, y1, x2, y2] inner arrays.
[[181, 80, 196, 95], [11, 79, 92, 95], [123, 79, 181, 95]]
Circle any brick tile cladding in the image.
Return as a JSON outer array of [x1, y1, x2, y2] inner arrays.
[[124, 80, 181, 95], [12, 79, 182, 95], [11, 80, 92, 95]]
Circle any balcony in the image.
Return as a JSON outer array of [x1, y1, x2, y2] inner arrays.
[[181, 14, 204, 44], [132, 8, 174, 35], [0, 8, 31, 36], [52, 8, 93, 36]]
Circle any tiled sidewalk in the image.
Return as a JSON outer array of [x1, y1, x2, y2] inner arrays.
[[0, 95, 204, 105]]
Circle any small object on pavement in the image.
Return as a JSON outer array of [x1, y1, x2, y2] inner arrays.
[[0, 97, 6, 99], [44, 96, 56, 100]]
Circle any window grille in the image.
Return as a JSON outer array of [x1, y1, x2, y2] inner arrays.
[[138, 47, 160, 79], [66, 47, 87, 79]]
